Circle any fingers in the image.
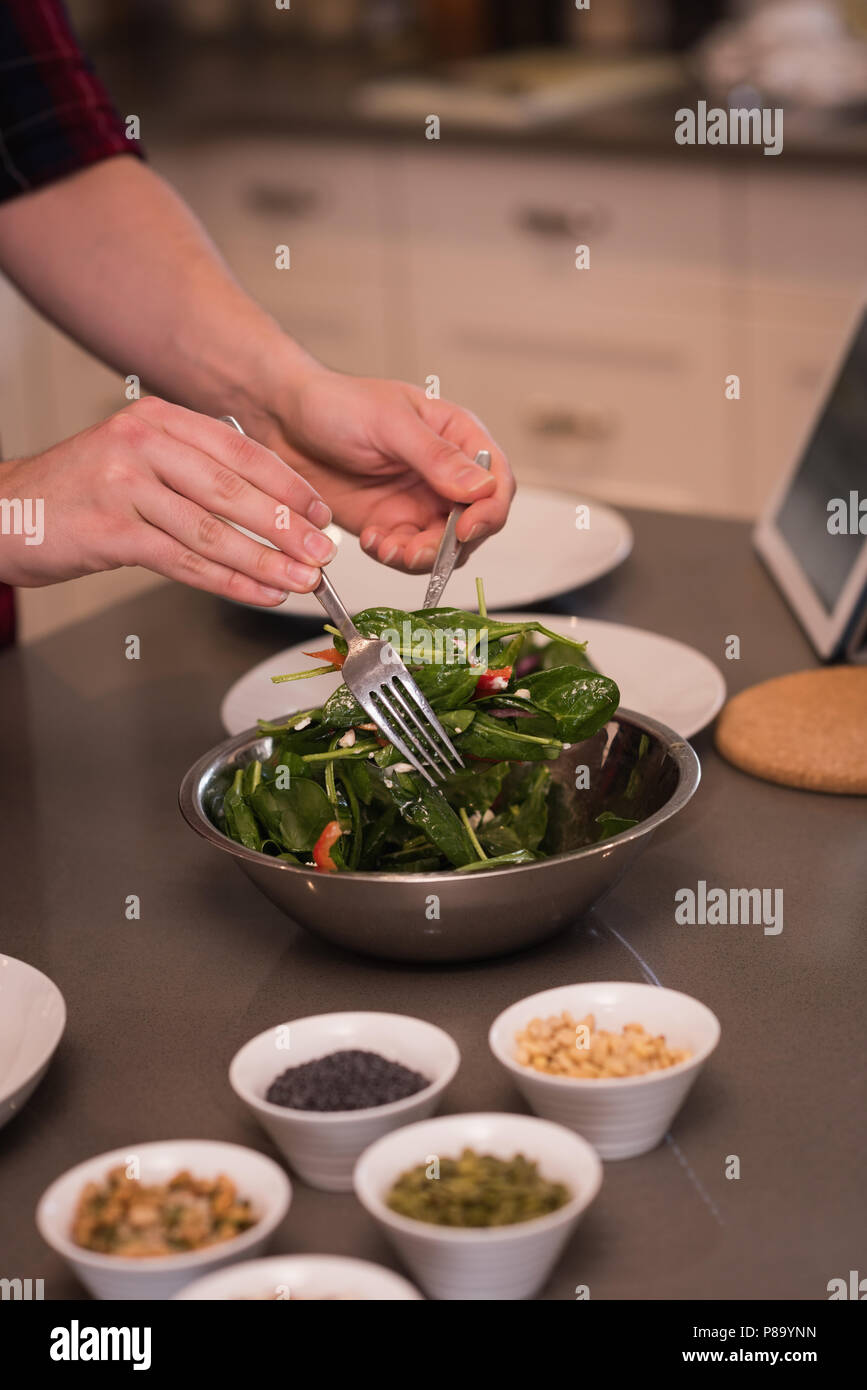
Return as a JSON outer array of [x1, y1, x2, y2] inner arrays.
[[132, 409, 338, 570], [132, 477, 321, 593], [360, 522, 426, 574], [453, 446, 516, 546], [133, 519, 293, 607], [383, 404, 498, 505], [384, 394, 514, 548], [419, 402, 514, 546], [136, 398, 333, 528]]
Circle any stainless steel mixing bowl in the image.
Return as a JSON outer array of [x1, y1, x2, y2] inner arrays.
[[179, 709, 700, 963]]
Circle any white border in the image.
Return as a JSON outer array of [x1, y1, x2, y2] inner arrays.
[[753, 299, 867, 659]]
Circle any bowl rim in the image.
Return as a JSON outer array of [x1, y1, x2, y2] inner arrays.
[[488, 982, 721, 1091], [229, 1012, 460, 1124], [35, 1138, 292, 1274], [175, 1253, 423, 1299], [353, 1111, 603, 1243], [179, 707, 700, 884], [0, 955, 66, 1108]]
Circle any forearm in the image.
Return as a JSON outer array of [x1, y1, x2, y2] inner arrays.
[[0, 155, 317, 427]]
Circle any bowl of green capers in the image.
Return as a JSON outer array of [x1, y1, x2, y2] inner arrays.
[[352, 1111, 602, 1301]]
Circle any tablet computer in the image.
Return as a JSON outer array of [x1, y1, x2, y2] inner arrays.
[[754, 304, 867, 662]]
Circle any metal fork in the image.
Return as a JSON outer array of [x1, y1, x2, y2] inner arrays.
[[219, 415, 464, 785], [423, 449, 492, 609]]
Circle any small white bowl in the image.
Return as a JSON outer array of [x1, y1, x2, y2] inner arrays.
[[36, 1139, 292, 1301], [353, 1112, 602, 1301], [230, 1012, 460, 1192], [176, 1254, 423, 1300], [0, 956, 66, 1131], [489, 981, 721, 1160]]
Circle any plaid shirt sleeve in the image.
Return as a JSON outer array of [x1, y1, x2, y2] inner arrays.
[[0, 0, 144, 203]]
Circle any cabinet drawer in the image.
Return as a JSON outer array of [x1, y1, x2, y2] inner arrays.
[[738, 170, 867, 295], [155, 139, 391, 377], [431, 314, 731, 515], [401, 150, 724, 270], [182, 139, 386, 295], [399, 149, 727, 327]]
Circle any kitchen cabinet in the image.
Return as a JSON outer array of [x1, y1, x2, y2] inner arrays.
[[394, 149, 735, 512], [2, 138, 864, 521], [395, 148, 729, 322], [165, 139, 392, 377], [423, 310, 730, 514]]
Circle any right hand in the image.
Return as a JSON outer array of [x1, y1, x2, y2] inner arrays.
[[0, 396, 336, 604]]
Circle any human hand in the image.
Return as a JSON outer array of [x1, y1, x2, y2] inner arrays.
[[257, 367, 515, 573], [0, 397, 335, 603]]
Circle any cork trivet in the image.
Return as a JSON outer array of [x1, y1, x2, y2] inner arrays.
[[715, 667, 867, 794]]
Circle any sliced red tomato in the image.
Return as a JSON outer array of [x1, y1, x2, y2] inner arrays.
[[474, 666, 513, 696], [303, 646, 345, 668], [312, 820, 343, 872]]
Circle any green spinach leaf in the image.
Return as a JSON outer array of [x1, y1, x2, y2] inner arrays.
[[251, 779, 334, 853], [519, 669, 619, 741]]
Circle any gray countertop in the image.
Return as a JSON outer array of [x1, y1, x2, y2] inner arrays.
[[1, 507, 864, 1300]]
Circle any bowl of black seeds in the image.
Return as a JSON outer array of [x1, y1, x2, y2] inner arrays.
[[229, 1013, 460, 1192], [266, 1050, 431, 1112]]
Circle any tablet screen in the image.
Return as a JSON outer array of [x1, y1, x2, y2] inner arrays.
[[775, 312, 867, 613]]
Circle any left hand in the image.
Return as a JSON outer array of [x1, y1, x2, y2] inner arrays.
[[256, 366, 515, 574]]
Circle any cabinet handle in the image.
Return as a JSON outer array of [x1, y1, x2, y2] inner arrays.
[[525, 406, 618, 441], [516, 204, 610, 241], [243, 185, 320, 218]]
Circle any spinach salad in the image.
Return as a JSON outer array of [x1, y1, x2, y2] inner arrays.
[[216, 586, 637, 874]]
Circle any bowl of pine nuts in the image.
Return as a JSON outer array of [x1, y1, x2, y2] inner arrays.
[[488, 982, 720, 1160]]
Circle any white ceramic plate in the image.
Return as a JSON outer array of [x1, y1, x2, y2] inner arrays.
[[0, 956, 66, 1131], [176, 1254, 423, 1300], [220, 611, 726, 739], [231, 487, 632, 617]]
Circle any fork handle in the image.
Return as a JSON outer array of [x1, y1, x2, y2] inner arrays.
[[313, 571, 360, 644], [218, 413, 359, 642]]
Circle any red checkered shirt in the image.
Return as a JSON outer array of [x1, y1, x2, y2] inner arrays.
[[0, 0, 143, 643]]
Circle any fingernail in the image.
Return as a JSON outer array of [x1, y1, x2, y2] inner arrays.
[[361, 529, 383, 552], [307, 499, 332, 529], [464, 523, 486, 542], [458, 466, 493, 492], [304, 528, 337, 563], [286, 561, 319, 588], [409, 546, 436, 571], [260, 586, 288, 601], [381, 544, 398, 564]]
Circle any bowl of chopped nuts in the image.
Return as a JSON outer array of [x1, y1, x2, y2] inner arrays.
[[36, 1139, 291, 1301], [488, 982, 721, 1160]]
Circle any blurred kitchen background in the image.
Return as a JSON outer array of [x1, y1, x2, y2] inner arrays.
[[1, 0, 865, 639]]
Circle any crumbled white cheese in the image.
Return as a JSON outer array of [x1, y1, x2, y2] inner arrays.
[[367, 752, 376, 759], [488, 675, 508, 691], [338, 729, 356, 747], [384, 779, 393, 789], [391, 762, 414, 774], [515, 688, 530, 699], [453, 727, 462, 734], [293, 717, 311, 730], [468, 811, 481, 829], [482, 809, 495, 824], [562, 743, 571, 750], [359, 723, 377, 731]]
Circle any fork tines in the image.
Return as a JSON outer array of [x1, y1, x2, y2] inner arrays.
[[359, 673, 465, 787]]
